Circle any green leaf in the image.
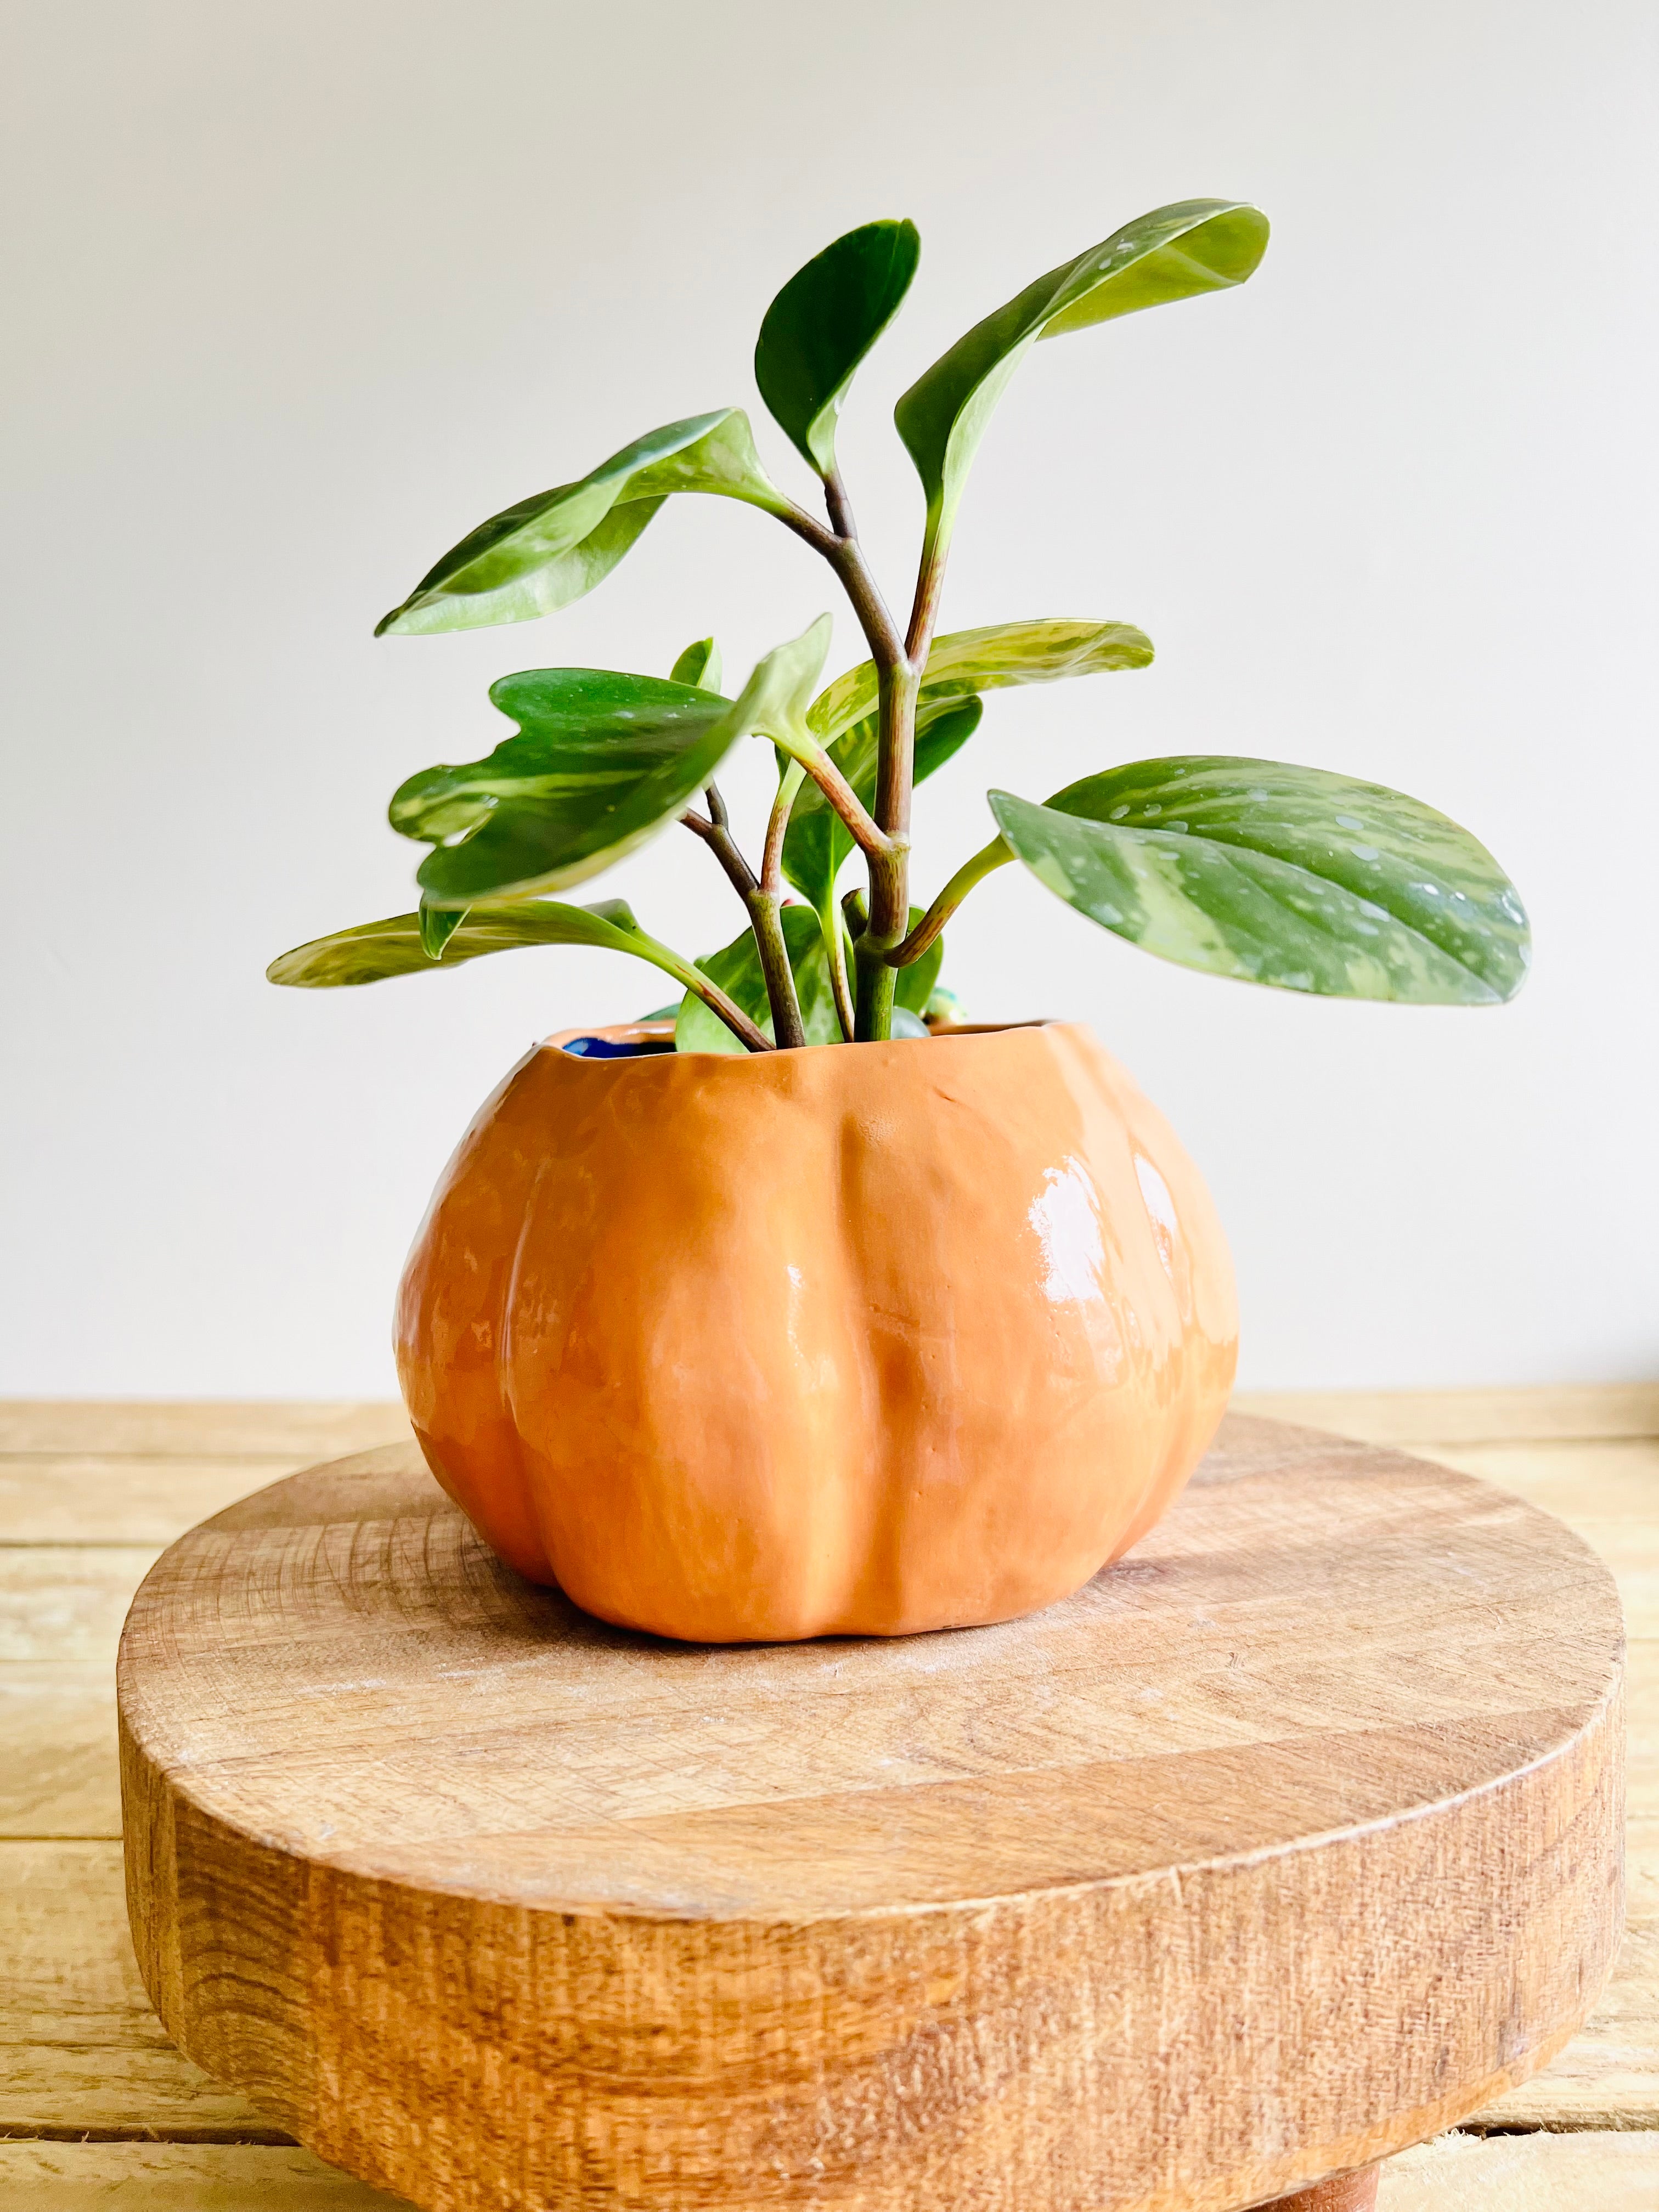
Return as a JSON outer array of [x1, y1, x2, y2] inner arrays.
[[376, 411, 787, 637], [675, 905, 944, 1053], [393, 618, 832, 909], [755, 219, 921, 475], [777, 615, 1149, 915], [806, 616, 1154, 744], [670, 636, 723, 690], [731, 611, 835, 751], [895, 200, 1268, 539], [782, 694, 982, 914], [269, 898, 687, 990], [989, 757, 1530, 1005], [417, 900, 466, 958]]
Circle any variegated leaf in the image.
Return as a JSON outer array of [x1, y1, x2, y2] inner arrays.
[[269, 898, 685, 990], [806, 616, 1153, 744], [990, 757, 1529, 1003], [377, 411, 787, 636], [393, 618, 831, 909], [895, 200, 1268, 540]]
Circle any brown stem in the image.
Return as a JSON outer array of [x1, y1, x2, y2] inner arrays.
[[905, 515, 951, 665], [823, 467, 857, 541], [771, 498, 842, 561], [777, 465, 917, 1041], [826, 536, 906, 672], [727, 764, 809, 1051], [745, 890, 806, 1049], [682, 970, 774, 1053], [682, 789, 801, 1047], [854, 660, 918, 1038], [680, 797, 757, 904], [787, 741, 891, 864], [762, 763, 804, 895]]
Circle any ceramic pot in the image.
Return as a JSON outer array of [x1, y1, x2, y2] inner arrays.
[[396, 1021, 1237, 1643]]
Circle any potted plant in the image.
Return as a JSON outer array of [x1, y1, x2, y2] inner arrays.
[[271, 200, 1528, 1644]]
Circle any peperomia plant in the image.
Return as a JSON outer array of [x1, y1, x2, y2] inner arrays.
[[269, 199, 1530, 1047]]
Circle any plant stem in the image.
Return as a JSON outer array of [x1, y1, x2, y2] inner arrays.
[[854, 658, 918, 1040], [680, 786, 800, 1048], [821, 895, 855, 1042], [885, 835, 1012, 968], [905, 512, 952, 666], [846, 511, 962, 1041], [777, 473, 922, 1044], [635, 927, 774, 1052], [681, 787, 758, 904], [824, 547, 905, 679], [823, 467, 857, 543], [763, 761, 806, 892], [776, 735, 891, 864], [740, 763, 808, 1049], [777, 484, 906, 670], [682, 970, 775, 1053], [853, 932, 898, 1040], [745, 898, 806, 1048]]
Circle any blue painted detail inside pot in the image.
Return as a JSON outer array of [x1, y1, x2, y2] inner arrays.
[[561, 1035, 676, 1058]]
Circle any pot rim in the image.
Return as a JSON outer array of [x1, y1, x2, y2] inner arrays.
[[545, 1018, 1063, 1062]]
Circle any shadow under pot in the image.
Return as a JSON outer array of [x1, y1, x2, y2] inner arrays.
[[396, 1019, 1238, 1644]]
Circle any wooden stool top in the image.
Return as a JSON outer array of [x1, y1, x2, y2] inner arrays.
[[119, 1414, 1623, 2211]]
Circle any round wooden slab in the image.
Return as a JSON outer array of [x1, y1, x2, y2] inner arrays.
[[118, 1415, 1623, 2212]]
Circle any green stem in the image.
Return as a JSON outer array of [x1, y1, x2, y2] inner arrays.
[[886, 836, 1012, 968], [854, 932, 898, 1041], [821, 893, 855, 1042]]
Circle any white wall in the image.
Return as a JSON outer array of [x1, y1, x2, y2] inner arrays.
[[2, 0, 1654, 1397]]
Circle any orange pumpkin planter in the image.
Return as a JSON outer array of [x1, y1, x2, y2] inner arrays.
[[397, 1022, 1237, 1643]]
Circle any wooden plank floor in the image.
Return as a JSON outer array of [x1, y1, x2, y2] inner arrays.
[[2, 1388, 1655, 2210]]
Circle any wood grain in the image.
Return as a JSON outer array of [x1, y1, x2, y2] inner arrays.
[[0, 1393, 1649, 2204], [1231, 1383, 1659, 1444], [1467, 1815, 1658, 2130], [0, 1403, 409, 1457], [0, 2142, 411, 2207], [0, 1456, 317, 1545], [3, 2137, 1650, 2212], [1, 1547, 158, 1836], [119, 1415, 1624, 2212], [10, 1383, 1655, 1459], [0, 1842, 278, 2140], [1419, 1438, 1659, 1521], [1376, 2129, 1659, 2208]]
